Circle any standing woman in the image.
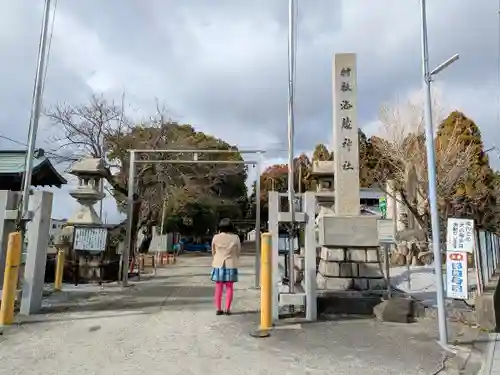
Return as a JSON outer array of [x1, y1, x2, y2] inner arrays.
[[211, 218, 241, 315]]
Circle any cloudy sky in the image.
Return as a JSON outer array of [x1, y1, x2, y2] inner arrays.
[[1, 0, 499, 223]]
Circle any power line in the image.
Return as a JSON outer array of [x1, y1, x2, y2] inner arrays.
[[0, 134, 26, 147], [0, 133, 78, 162]]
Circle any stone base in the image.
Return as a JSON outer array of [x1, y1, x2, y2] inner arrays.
[[319, 247, 380, 263], [316, 273, 352, 290], [373, 298, 416, 323], [316, 245, 385, 292], [317, 291, 383, 316]]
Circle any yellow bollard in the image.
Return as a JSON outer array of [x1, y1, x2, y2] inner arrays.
[[54, 249, 65, 291], [250, 232, 272, 338], [0, 232, 22, 325]]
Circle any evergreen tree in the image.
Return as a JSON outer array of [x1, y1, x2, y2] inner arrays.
[[436, 111, 496, 229], [312, 143, 333, 162], [359, 129, 378, 187]]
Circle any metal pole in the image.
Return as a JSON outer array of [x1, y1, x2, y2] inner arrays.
[[383, 244, 392, 299], [407, 259, 412, 291], [255, 157, 262, 288], [20, 0, 52, 220], [99, 179, 104, 219], [122, 151, 136, 287], [129, 149, 266, 154], [287, 0, 296, 294], [298, 163, 302, 194], [160, 197, 167, 235], [420, 0, 448, 347]]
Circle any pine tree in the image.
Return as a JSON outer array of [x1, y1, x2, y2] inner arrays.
[[436, 111, 496, 229], [312, 143, 333, 162]]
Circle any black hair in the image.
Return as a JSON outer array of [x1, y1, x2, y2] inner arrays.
[[218, 218, 235, 233]]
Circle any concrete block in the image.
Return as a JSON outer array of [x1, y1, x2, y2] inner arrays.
[[318, 216, 379, 247], [316, 273, 352, 290], [475, 293, 496, 331], [279, 292, 306, 307], [347, 249, 366, 262], [358, 263, 383, 278], [318, 260, 340, 277], [320, 247, 345, 261], [340, 263, 357, 277], [366, 248, 380, 262]]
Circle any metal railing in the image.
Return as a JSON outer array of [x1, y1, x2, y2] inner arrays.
[[475, 229, 500, 294]]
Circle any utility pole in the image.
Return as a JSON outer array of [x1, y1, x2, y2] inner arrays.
[[420, 0, 459, 348], [20, 0, 52, 225], [287, 0, 296, 293]]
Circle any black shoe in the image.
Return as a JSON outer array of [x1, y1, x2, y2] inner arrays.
[[216, 310, 224, 316], [224, 310, 231, 316]]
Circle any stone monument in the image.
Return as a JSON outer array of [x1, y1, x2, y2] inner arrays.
[[332, 53, 360, 216], [316, 53, 384, 291]]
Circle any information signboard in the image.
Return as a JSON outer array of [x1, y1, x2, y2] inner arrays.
[[73, 227, 108, 252], [378, 219, 395, 244], [446, 251, 468, 300], [446, 218, 474, 253]]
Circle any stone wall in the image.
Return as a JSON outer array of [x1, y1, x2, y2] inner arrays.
[[316, 247, 385, 291]]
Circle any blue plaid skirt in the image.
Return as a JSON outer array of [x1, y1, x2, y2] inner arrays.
[[210, 267, 239, 283]]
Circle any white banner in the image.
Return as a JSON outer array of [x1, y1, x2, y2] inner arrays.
[[446, 218, 474, 253], [446, 251, 468, 300]]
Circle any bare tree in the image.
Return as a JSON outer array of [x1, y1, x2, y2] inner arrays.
[[374, 92, 475, 237], [44, 94, 247, 255], [44, 94, 176, 254]]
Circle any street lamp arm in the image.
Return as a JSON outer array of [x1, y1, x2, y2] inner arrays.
[[430, 53, 460, 77]]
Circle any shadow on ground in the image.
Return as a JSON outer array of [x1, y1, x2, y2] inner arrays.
[[39, 284, 215, 314]]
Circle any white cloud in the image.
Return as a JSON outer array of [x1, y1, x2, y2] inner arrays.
[[2, 0, 500, 220]]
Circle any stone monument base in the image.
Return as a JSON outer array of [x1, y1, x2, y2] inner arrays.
[[316, 247, 386, 291]]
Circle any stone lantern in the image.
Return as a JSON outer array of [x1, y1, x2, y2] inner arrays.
[[308, 160, 335, 217], [67, 158, 106, 225], [53, 158, 107, 288]]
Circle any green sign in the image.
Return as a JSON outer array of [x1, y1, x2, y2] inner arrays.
[[379, 197, 387, 219]]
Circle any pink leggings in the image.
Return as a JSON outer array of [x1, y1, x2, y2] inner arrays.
[[214, 282, 234, 311]]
